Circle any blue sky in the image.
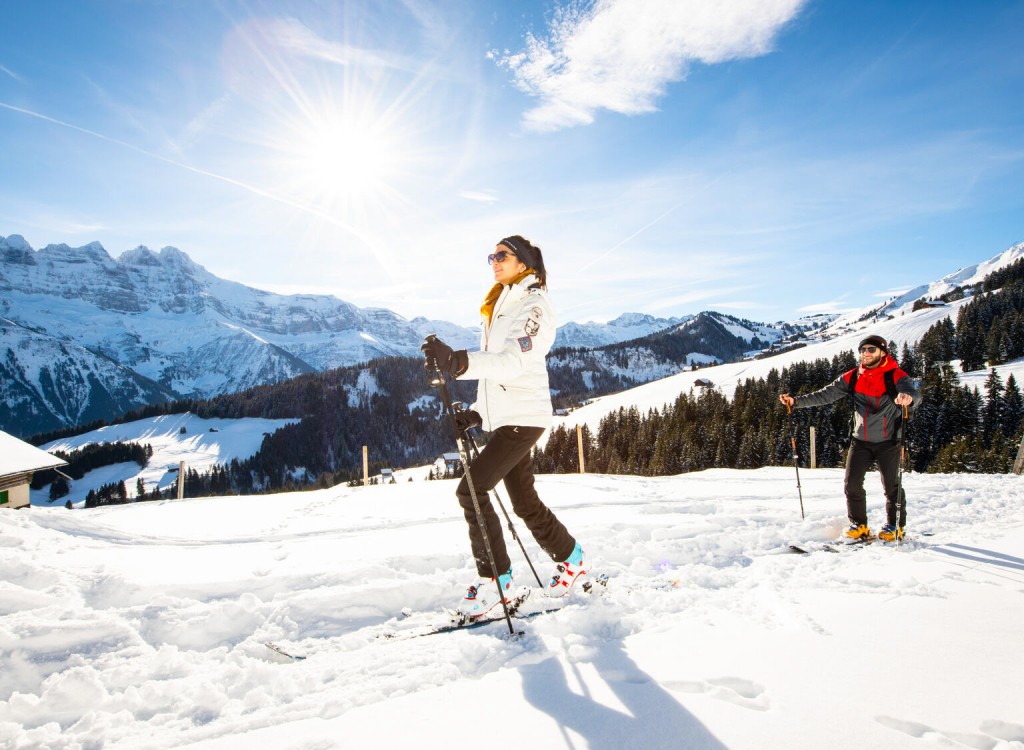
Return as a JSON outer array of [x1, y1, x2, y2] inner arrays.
[[2, 1, 1022, 327]]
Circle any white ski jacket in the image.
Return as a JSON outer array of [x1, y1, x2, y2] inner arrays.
[[459, 274, 555, 431]]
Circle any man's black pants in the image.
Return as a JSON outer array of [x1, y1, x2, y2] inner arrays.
[[844, 438, 907, 528], [456, 425, 575, 578]]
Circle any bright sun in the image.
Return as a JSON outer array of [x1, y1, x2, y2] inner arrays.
[[273, 104, 411, 217], [299, 118, 396, 198]]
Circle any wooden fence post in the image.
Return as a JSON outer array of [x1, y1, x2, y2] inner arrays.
[[363, 446, 369, 486], [577, 424, 586, 474], [809, 427, 816, 469], [177, 461, 185, 500]]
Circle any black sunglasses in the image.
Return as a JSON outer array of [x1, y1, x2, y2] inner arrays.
[[859, 346, 880, 354], [487, 249, 517, 265]]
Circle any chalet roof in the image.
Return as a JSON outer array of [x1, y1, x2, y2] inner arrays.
[[0, 430, 68, 478]]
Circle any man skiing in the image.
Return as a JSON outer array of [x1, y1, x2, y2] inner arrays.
[[778, 335, 921, 542]]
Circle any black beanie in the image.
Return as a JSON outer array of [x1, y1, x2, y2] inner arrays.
[[858, 335, 888, 353]]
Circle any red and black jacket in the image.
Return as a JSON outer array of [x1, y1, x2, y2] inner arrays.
[[794, 356, 920, 443]]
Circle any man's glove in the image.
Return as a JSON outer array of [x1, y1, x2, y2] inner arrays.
[[454, 408, 482, 433], [421, 337, 468, 377]]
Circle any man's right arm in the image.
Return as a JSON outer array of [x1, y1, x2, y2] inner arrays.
[[784, 373, 851, 410]]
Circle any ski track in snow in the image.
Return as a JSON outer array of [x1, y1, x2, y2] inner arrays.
[[1, 468, 1023, 749]]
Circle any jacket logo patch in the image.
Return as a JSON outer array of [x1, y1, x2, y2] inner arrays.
[[524, 307, 543, 336], [518, 336, 533, 352]]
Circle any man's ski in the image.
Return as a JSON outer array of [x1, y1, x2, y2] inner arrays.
[[789, 537, 875, 554], [788, 532, 931, 554]]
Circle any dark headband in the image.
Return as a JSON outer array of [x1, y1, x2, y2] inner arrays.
[[499, 236, 528, 258]]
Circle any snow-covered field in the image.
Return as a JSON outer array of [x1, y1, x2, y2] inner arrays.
[[2, 468, 1023, 749], [34, 413, 297, 504]]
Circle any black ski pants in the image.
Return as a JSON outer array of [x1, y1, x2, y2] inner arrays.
[[456, 425, 576, 578], [844, 438, 907, 528]]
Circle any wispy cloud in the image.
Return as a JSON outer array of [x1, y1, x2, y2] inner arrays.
[[0, 63, 24, 83], [798, 298, 854, 315], [493, 0, 808, 131], [458, 190, 499, 203], [240, 17, 423, 73]]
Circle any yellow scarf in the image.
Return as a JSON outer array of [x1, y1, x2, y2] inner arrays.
[[480, 269, 536, 325]]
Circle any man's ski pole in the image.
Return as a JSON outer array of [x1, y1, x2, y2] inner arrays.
[[786, 402, 806, 519], [460, 422, 544, 587], [894, 404, 909, 548], [423, 335, 516, 636]]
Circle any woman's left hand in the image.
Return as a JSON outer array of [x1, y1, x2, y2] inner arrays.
[[421, 338, 468, 376], [421, 337, 454, 372]]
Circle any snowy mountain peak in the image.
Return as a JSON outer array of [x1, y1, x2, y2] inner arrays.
[[159, 245, 202, 270], [825, 240, 1024, 335], [0, 233, 478, 437], [37, 240, 113, 264], [0, 233, 32, 252], [554, 312, 691, 350], [118, 245, 162, 266], [608, 312, 663, 327]]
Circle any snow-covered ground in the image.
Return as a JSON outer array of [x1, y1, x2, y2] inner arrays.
[[34, 413, 297, 505], [2, 468, 1023, 749]]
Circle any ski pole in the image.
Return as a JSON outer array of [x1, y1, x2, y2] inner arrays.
[[786, 402, 806, 519], [460, 421, 544, 587], [423, 335, 516, 636], [894, 404, 909, 548]]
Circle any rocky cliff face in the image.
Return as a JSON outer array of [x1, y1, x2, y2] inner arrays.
[[0, 319, 178, 437], [0, 234, 476, 436]]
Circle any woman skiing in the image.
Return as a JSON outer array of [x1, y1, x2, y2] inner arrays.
[[420, 235, 587, 619]]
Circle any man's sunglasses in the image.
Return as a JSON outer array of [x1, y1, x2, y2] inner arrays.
[[487, 249, 517, 265], [859, 346, 880, 354]]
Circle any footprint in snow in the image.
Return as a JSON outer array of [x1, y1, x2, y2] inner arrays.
[[665, 677, 770, 711], [876, 715, 1024, 747]]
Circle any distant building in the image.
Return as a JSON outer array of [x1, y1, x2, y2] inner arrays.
[[0, 430, 68, 510], [694, 378, 715, 388], [434, 452, 462, 476], [380, 468, 395, 483]]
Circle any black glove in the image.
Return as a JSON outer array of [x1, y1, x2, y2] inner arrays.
[[454, 408, 482, 433], [421, 338, 468, 377]]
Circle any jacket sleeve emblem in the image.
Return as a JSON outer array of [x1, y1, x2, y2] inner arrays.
[[518, 336, 533, 352], [524, 307, 543, 336]]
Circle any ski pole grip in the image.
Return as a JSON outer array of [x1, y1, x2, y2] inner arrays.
[[423, 334, 443, 387]]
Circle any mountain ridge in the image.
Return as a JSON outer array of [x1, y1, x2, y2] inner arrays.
[[3, 233, 1021, 437]]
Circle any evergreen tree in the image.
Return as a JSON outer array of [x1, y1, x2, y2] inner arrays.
[[49, 476, 70, 501], [985, 317, 1007, 365], [1002, 374, 1023, 443], [900, 342, 920, 377], [981, 369, 1005, 447]]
